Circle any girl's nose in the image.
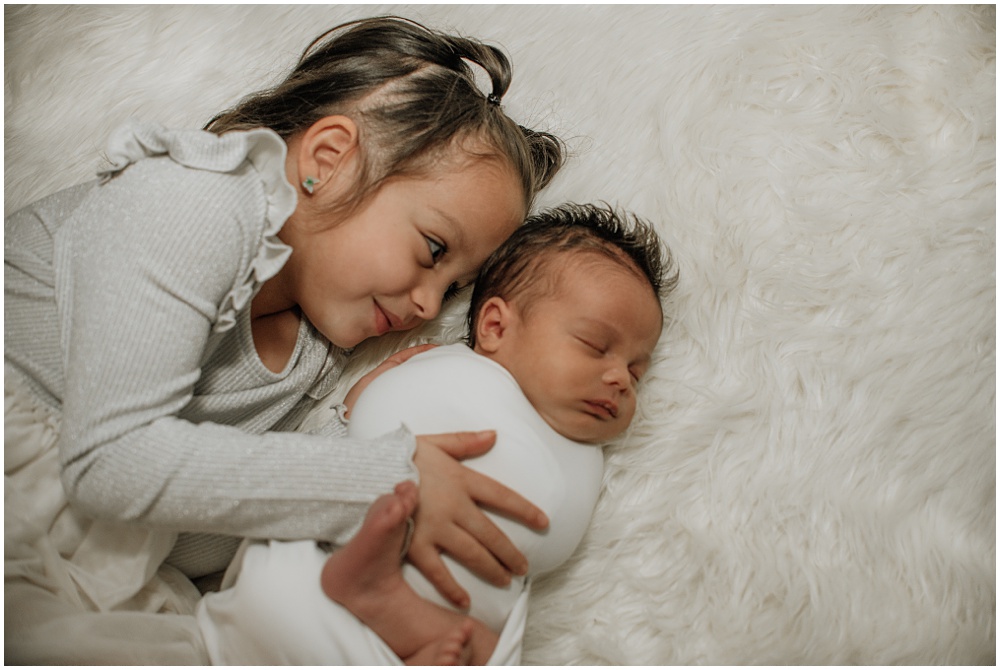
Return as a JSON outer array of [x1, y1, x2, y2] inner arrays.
[[410, 283, 442, 322]]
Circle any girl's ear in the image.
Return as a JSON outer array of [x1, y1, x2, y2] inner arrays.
[[295, 115, 360, 194], [475, 296, 514, 354]]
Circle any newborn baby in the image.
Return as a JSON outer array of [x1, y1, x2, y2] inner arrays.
[[197, 204, 671, 664]]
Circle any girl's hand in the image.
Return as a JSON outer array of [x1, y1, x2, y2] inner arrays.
[[342, 344, 437, 417], [409, 431, 550, 609]]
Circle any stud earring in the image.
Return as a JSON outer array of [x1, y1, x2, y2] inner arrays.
[[302, 177, 318, 194]]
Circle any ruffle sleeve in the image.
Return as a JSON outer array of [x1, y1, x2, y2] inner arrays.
[[97, 119, 297, 334]]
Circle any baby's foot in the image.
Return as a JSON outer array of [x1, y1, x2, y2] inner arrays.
[[320, 481, 419, 613], [404, 620, 475, 666]]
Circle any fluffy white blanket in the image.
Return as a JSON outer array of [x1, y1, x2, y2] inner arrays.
[[5, 5, 994, 664]]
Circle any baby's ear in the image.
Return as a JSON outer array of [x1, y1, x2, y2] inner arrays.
[[475, 297, 512, 354]]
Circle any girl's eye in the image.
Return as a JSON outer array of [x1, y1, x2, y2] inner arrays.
[[580, 338, 606, 355], [425, 237, 446, 263]]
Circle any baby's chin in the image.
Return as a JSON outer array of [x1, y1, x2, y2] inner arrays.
[[542, 413, 629, 445]]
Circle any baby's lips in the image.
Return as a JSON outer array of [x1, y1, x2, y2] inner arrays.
[[584, 399, 618, 419]]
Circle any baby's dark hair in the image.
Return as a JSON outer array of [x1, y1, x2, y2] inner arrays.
[[467, 203, 677, 346], [206, 16, 564, 216]]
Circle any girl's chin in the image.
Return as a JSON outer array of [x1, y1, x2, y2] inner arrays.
[[342, 334, 369, 349], [319, 325, 366, 350]]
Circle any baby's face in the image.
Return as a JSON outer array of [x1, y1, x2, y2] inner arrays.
[[490, 256, 663, 443]]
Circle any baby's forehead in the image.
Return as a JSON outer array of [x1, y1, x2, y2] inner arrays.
[[531, 249, 662, 325], [548, 249, 657, 299]]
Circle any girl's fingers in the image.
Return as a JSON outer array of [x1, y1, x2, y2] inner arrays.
[[466, 468, 549, 530], [407, 539, 470, 609], [417, 433, 548, 531], [419, 430, 497, 460], [455, 509, 528, 577], [441, 520, 518, 587]]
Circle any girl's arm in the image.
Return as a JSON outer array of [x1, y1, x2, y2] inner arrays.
[[56, 156, 412, 545]]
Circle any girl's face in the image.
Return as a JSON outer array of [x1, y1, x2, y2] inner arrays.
[[281, 156, 525, 349], [484, 255, 663, 444]]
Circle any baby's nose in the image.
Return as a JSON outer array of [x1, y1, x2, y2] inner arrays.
[[603, 363, 630, 389]]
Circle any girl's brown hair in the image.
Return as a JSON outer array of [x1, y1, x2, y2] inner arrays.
[[206, 16, 564, 216]]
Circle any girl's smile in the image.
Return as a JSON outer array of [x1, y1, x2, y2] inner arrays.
[[373, 300, 405, 336]]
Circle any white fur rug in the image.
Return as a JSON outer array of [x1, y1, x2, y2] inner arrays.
[[5, 5, 995, 665]]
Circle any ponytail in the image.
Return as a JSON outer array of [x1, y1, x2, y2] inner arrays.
[[207, 16, 564, 212]]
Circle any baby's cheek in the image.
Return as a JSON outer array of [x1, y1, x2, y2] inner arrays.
[[621, 401, 638, 429]]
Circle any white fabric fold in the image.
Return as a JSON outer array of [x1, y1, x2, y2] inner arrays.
[[5, 366, 209, 664]]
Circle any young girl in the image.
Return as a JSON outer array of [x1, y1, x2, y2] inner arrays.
[[4, 16, 563, 664]]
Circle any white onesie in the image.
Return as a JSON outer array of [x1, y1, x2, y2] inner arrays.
[[197, 344, 604, 664]]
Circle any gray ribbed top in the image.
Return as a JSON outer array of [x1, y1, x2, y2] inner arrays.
[[4, 121, 417, 576]]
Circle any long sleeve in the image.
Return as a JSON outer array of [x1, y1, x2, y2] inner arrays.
[[46, 126, 416, 546]]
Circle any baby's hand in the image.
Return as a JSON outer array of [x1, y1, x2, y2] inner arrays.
[[409, 431, 549, 609], [342, 344, 437, 417]]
